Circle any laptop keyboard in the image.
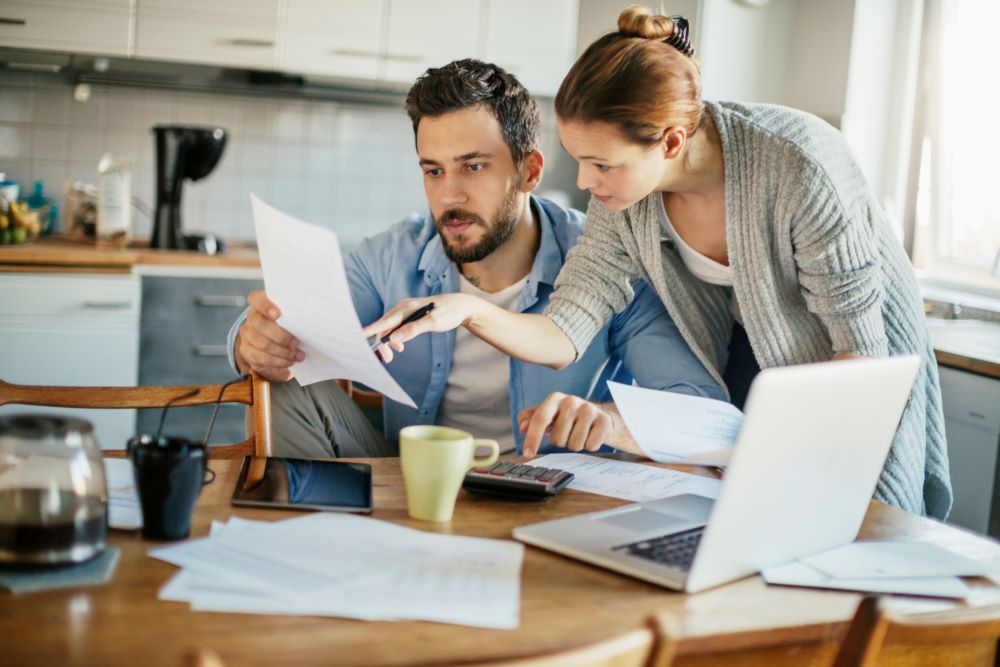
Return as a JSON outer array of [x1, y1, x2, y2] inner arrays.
[[612, 526, 705, 572]]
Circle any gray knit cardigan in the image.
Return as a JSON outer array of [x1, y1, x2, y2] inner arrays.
[[545, 101, 951, 519]]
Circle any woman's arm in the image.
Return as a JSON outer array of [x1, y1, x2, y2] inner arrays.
[[363, 293, 577, 369]]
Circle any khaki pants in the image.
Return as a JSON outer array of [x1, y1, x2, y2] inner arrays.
[[266, 378, 395, 458]]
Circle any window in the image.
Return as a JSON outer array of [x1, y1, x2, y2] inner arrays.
[[909, 0, 1000, 294]]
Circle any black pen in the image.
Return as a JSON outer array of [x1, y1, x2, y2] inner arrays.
[[370, 302, 436, 351]]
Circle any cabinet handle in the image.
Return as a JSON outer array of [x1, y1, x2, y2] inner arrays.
[[384, 52, 422, 63], [0, 18, 28, 26], [224, 38, 274, 48], [193, 344, 229, 357], [328, 48, 380, 58], [82, 300, 134, 310], [195, 294, 247, 308]]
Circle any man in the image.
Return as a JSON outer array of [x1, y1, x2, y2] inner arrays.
[[229, 59, 722, 459]]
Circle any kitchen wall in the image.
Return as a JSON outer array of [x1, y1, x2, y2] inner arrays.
[[0, 68, 570, 250]]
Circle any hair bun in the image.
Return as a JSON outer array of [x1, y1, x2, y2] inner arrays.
[[617, 4, 677, 40]]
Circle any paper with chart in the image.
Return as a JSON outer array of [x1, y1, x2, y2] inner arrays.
[[251, 195, 415, 407], [151, 513, 523, 629], [524, 453, 721, 502], [608, 381, 743, 466]]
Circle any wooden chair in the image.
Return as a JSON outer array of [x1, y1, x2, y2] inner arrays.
[[0, 372, 272, 459], [833, 596, 1000, 667], [464, 625, 659, 667], [336, 379, 383, 410]]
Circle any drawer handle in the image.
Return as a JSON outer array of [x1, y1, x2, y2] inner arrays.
[[193, 345, 229, 357], [329, 48, 380, 58], [384, 52, 423, 63], [195, 294, 247, 308], [0, 18, 28, 26], [224, 38, 274, 48], [82, 300, 134, 310]]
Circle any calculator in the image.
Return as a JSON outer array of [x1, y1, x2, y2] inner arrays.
[[462, 461, 574, 500]]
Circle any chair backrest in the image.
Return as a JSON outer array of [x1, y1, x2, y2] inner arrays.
[[335, 379, 383, 410], [833, 596, 1000, 667], [461, 626, 657, 667], [0, 372, 272, 459]]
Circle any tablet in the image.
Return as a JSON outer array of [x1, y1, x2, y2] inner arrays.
[[230, 456, 373, 513]]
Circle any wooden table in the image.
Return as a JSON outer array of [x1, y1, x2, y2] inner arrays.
[[4, 458, 1000, 666]]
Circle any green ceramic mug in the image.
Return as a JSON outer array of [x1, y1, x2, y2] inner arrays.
[[399, 426, 500, 522]]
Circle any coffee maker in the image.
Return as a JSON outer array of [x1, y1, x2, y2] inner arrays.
[[151, 125, 227, 251]]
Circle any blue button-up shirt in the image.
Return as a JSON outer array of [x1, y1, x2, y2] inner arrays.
[[229, 195, 723, 453]]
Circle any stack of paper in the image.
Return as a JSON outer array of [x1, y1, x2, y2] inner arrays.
[[150, 513, 524, 628], [103, 458, 142, 530], [524, 452, 722, 502], [763, 541, 995, 599]]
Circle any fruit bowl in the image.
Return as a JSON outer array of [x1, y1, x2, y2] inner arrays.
[[0, 201, 43, 244]]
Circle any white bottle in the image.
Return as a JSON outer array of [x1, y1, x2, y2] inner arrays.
[[97, 154, 132, 240]]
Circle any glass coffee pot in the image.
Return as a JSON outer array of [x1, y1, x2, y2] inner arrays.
[[0, 414, 108, 564]]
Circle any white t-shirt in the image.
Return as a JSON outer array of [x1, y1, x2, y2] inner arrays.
[[436, 274, 528, 453]]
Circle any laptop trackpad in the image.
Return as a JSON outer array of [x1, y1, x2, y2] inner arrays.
[[596, 507, 688, 533]]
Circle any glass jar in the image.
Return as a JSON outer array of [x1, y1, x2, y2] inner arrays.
[[0, 414, 108, 564]]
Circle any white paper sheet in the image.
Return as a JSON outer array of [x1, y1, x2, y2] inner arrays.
[[103, 458, 142, 530], [524, 453, 721, 502], [251, 195, 415, 407], [153, 513, 523, 629], [608, 381, 742, 465], [799, 541, 992, 579], [762, 561, 970, 599]]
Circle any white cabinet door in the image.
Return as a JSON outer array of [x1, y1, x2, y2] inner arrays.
[[0, 0, 131, 57], [382, 0, 482, 84], [282, 0, 386, 81], [0, 273, 140, 450], [134, 0, 279, 70], [940, 366, 1000, 535], [484, 0, 578, 97]]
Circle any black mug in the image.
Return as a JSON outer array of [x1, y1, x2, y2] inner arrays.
[[127, 435, 211, 541]]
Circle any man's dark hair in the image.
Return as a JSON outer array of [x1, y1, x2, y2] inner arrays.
[[405, 59, 540, 166]]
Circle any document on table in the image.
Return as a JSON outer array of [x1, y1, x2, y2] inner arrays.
[[608, 381, 743, 466], [524, 452, 721, 502], [103, 458, 142, 530], [762, 561, 970, 599], [799, 541, 992, 579], [151, 513, 523, 629], [251, 195, 415, 407]]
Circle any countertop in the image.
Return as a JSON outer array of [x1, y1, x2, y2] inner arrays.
[[926, 318, 1000, 380], [0, 235, 260, 272]]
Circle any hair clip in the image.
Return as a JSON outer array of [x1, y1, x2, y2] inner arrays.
[[664, 15, 695, 57]]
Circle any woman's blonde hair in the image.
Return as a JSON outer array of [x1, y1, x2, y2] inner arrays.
[[555, 5, 703, 146]]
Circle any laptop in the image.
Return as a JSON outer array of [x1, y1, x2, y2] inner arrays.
[[513, 355, 921, 593]]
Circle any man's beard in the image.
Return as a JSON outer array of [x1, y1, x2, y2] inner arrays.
[[435, 184, 520, 264]]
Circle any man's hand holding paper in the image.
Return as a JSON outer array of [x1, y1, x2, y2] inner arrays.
[[247, 195, 416, 407]]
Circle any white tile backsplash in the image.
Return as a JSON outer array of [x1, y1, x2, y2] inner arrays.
[[0, 72, 544, 248]]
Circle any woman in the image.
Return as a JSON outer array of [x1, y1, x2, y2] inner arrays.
[[366, 6, 950, 519]]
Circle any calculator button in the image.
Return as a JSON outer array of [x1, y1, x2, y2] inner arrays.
[[489, 463, 515, 475], [508, 464, 532, 477], [523, 467, 546, 479]]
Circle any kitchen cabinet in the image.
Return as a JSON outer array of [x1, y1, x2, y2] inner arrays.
[[134, 0, 280, 70], [281, 0, 386, 81], [381, 0, 482, 85], [484, 0, 578, 96], [0, 272, 140, 450], [940, 366, 1000, 536], [137, 272, 262, 446], [0, 0, 132, 57]]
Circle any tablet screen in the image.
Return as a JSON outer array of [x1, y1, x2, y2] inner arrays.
[[231, 456, 372, 513]]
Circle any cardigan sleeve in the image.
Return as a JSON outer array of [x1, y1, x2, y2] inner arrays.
[[544, 197, 644, 357], [789, 159, 889, 357]]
